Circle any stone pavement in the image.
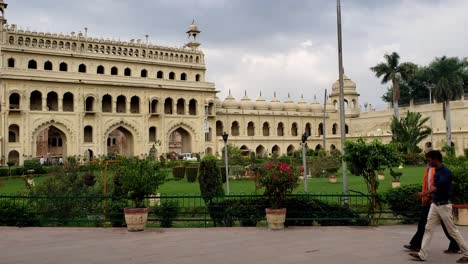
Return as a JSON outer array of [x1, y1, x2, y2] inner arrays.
[[1, 225, 467, 264]]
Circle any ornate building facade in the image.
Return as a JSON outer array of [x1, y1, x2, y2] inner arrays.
[[0, 1, 467, 165]]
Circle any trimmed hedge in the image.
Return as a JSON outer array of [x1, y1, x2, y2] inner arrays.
[[384, 184, 422, 223], [0, 200, 38, 227], [155, 200, 179, 228], [172, 166, 185, 180], [185, 167, 198, 183]]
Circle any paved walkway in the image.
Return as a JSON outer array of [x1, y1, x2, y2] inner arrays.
[[1, 225, 467, 264]]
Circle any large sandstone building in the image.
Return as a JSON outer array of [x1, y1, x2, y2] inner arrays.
[[0, 1, 467, 165]]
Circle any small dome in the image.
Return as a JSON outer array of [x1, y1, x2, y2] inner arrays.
[[311, 98, 323, 112], [222, 91, 239, 109], [214, 96, 222, 108], [240, 92, 255, 110], [255, 94, 270, 110], [284, 95, 297, 112], [297, 95, 310, 112], [270, 93, 284, 111], [332, 74, 358, 95]]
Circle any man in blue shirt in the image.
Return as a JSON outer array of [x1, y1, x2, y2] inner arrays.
[[410, 150, 468, 263]]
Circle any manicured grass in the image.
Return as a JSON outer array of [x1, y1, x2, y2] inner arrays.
[[0, 166, 426, 196]]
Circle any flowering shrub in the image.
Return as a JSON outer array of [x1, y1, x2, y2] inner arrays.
[[253, 162, 301, 209]]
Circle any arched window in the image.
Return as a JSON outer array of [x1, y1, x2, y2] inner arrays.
[[78, 64, 87, 73], [141, 69, 148, 78], [44, 61, 53, 71], [333, 100, 338, 111], [9, 93, 20, 110], [345, 124, 349, 135], [247, 122, 255, 136], [8, 36, 14, 44], [231, 121, 240, 136], [63, 92, 74, 112], [102, 95, 112, 113], [130, 96, 140, 113], [207, 127, 213, 142], [7, 58, 15, 68], [59, 62, 68, 72], [84, 126, 93, 143], [195, 74, 201, 82], [30, 91, 42, 111], [176, 99, 185, 115], [262, 122, 270, 136], [291, 123, 298, 136], [28, 60, 37, 69], [164, 98, 173, 114], [189, 99, 197, 115], [272, 145, 280, 156], [116, 95, 126, 113], [305, 123, 312, 136], [196, 56, 200, 63], [97, 65, 105, 74], [169, 72, 175, 80], [157, 71, 163, 79], [47, 92, 58, 111], [124, 68, 131, 77], [8, 125, 19, 143], [85, 97, 95, 112], [149, 127, 157, 142], [181, 73, 187, 81], [150, 99, 159, 114], [332, 123, 338, 135], [216, 121, 223, 136], [277, 122, 284, 136], [111, 66, 118, 76]]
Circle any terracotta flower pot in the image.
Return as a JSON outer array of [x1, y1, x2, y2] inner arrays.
[[328, 175, 337, 184], [378, 173, 385, 181], [265, 208, 286, 230], [453, 204, 468, 226], [391, 180, 401, 188], [124, 208, 148, 232]]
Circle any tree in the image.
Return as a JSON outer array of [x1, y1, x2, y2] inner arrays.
[[391, 111, 432, 154], [221, 144, 245, 166], [382, 64, 430, 106], [427, 56, 467, 147], [371, 52, 411, 118]]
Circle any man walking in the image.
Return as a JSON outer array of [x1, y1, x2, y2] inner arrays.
[[409, 150, 468, 263], [404, 152, 460, 253]]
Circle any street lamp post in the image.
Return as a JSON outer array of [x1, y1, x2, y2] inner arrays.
[[222, 132, 230, 194], [428, 86, 433, 144], [301, 132, 309, 192]]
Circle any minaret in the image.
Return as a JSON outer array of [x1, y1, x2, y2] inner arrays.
[[185, 20, 201, 50], [0, 1, 8, 43]]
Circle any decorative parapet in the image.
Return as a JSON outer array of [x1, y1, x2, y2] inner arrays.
[[3, 24, 205, 65]]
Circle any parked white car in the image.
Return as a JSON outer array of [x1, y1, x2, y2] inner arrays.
[[180, 153, 197, 161]]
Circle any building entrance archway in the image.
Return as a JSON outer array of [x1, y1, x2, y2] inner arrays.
[[35, 125, 67, 163], [169, 127, 192, 154], [106, 126, 134, 157]]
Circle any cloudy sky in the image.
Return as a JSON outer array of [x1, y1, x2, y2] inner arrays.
[[6, 0, 468, 109]]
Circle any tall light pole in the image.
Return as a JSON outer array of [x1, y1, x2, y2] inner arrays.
[[428, 86, 433, 144], [301, 132, 309, 192], [337, 0, 349, 203], [222, 132, 230, 194], [323, 89, 328, 149]]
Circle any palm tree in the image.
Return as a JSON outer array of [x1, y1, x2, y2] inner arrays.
[[427, 56, 467, 147], [391, 111, 432, 154], [371, 52, 411, 118]]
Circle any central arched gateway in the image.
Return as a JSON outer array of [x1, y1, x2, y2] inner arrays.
[[35, 125, 67, 163], [106, 126, 134, 156], [169, 127, 192, 154]]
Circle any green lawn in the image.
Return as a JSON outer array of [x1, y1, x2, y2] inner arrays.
[[0, 165, 425, 196]]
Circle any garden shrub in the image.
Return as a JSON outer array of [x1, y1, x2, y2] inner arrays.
[[401, 153, 424, 166], [107, 199, 128, 227], [198, 155, 224, 204], [449, 161, 468, 204], [172, 166, 185, 181], [23, 159, 46, 174], [465, 148, 468, 158], [384, 184, 421, 223], [155, 200, 179, 228], [219, 166, 227, 183], [308, 156, 340, 178], [0, 199, 38, 227], [0, 168, 9, 177], [185, 166, 198, 183], [230, 165, 245, 178]]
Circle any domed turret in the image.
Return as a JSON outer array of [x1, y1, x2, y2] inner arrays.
[[240, 91, 255, 110], [332, 74, 357, 94], [270, 92, 284, 111], [284, 93, 297, 112], [325, 98, 335, 113], [255, 92, 270, 110], [330, 74, 360, 117], [297, 94, 311, 112], [310, 95, 323, 112], [221, 90, 239, 109], [214, 96, 222, 108]]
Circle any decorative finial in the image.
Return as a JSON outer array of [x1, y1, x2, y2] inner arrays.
[[274, 91, 277, 97], [301, 94, 304, 99], [229, 89, 231, 96], [314, 94, 317, 100], [260, 91, 262, 97], [288, 93, 291, 98], [245, 90, 247, 96]]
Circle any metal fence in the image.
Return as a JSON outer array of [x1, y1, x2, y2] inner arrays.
[[0, 193, 416, 228]]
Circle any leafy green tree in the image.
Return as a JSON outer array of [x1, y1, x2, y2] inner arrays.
[[221, 144, 245, 166], [343, 139, 401, 223], [391, 111, 432, 154], [198, 155, 224, 204], [371, 52, 412, 118], [427, 56, 467, 147], [382, 64, 430, 105]]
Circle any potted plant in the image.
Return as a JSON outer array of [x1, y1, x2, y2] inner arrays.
[[389, 168, 402, 188], [117, 158, 166, 231], [253, 162, 301, 230], [326, 158, 340, 184], [377, 170, 385, 181], [449, 161, 468, 225]]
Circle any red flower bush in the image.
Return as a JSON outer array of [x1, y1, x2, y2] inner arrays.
[[253, 162, 301, 209]]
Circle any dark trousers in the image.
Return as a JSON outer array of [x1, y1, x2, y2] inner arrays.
[[409, 204, 460, 251]]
